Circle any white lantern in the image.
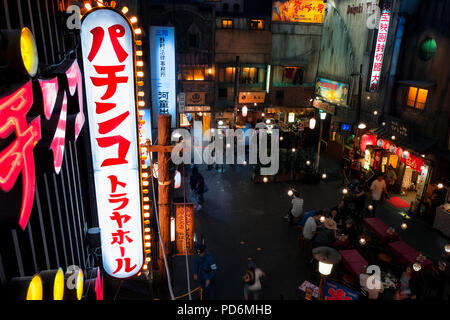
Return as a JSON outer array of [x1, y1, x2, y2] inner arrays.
[[309, 118, 316, 130], [358, 123, 367, 129], [263, 177, 268, 183], [265, 119, 271, 124], [437, 183, 444, 189], [368, 205, 374, 211], [445, 244, 450, 253], [174, 170, 181, 189], [287, 190, 294, 197], [342, 188, 348, 195], [170, 217, 175, 242], [359, 237, 366, 245], [319, 216, 326, 223], [320, 112, 327, 120], [401, 223, 407, 230], [318, 261, 333, 276], [322, 173, 327, 179], [242, 106, 248, 117], [413, 263, 422, 272], [306, 160, 311, 166], [152, 162, 159, 179]]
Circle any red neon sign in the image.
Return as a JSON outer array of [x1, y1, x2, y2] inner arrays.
[[0, 82, 41, 230]]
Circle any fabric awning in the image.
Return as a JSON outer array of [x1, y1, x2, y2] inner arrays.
[[397, 80, 436, 88], [372, 126, 437, 154]]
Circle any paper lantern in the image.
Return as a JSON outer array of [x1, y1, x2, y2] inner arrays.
[[174, 170, 181, 189], [242, 106, 248, 117], [309, 118, 316, 130]]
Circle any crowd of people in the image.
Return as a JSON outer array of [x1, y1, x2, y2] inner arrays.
[[285, 174, 450, 300]]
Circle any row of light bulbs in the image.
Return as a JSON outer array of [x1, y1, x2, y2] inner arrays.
[[83, 0, 151, 275]]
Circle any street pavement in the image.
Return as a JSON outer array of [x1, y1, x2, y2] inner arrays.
[[170, 154, 449, 300]]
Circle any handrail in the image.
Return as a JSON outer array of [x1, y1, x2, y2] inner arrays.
[[174, 286, 203, 300]]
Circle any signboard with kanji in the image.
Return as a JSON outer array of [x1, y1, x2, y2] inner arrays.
[[175, 203, 195, 255], [324, 280, 359, 300], [272, 0, 325, 24], [369, 0, 391, 92], [315, 77, 349, 106], [81, 8, 143, 278], [150, 26, 177, 128]]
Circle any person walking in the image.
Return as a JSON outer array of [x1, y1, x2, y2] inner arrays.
[[284, 191, 304, 225], [386, 165, 397, 194], [193, 244, 217, 300], [242, 261, 266, 300], [190, 165, 206, 210], [369, 174, 388, 215]]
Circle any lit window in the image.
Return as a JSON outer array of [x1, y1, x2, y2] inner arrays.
[[249, 19, 264, 30], [406, 86, 428, 110], [182, 67, 206, 81], [219, 67, 236, 83], [240, 67, 259, 84], [222, 19, 233, 29]]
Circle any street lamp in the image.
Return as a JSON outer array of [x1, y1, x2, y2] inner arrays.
[[316, 112, 326, 171], [358, 123, 367, 129], [313, 247, 341, 300]]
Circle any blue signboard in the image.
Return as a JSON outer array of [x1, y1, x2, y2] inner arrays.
[[342, 123, 351, 131], [150, 26, 177, 128], [324, 280, 359, 300]]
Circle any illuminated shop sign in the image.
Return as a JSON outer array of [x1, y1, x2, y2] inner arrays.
[[315, 77, 349, 106], [81, 8, 143, 278], [150, 26, 177, 128], [0, 59, 85, 231], [369, 0, 391, 92], [272, 0, 325, 24]]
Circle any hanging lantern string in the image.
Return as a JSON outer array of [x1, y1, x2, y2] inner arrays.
[[182, 165, 192, 300]]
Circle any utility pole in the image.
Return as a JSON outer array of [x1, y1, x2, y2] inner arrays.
[[232, 55, 240, 128], [148, 114, 174, 291]]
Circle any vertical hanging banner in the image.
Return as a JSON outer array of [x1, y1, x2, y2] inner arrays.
[[150, 26, 177, 128], [81, 8, 143, 278], [369, 0, 391, 92]]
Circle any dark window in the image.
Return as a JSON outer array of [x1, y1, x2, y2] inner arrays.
[[233, 3, 240, 12], [189, 34, 199, 48], [218, 88, 228, 98], [223, 3, 229, 11], [276, 90, 284, 100]]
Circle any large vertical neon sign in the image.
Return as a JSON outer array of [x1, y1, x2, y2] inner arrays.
[[369, 1, 391, 92], [150, 26, 177, 128], [81, 8, 143, 278]]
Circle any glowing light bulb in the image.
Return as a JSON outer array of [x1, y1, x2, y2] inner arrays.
[[359, 237, 366, 245], [306, 160, 311, 166], [130, 16, 138, 24], [135, 28, 142, 35], [401, 223, 407, 230], [322, 173, 327, 179], [320, 216, 326, 223], [342, 188, 348, 195], [122, 6, 129, 14], [437, 183, 444, 189], [292, 148, 296, 153], [137, 61, 144, 67], [85, 2, 92, 11], [280, 136, 284, 141], [368, 205, 374, 211], [263, 177, 268, 183], [287, 190, 294, 197]]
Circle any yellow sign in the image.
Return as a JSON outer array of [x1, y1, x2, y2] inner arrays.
[[239, 92, 266, 104], [26, 275, 43, 300], [272, 0, 325, 24]]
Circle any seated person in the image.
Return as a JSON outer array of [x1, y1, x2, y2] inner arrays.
[[312, 218, 337, 248], [300, 209, 325, 227], [328, 206, 344, 230], [359, 266, 384, 299], [341, 218, 358, 247], [395, 265, 414, 300]]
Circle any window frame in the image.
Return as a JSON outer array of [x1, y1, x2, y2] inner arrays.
[[221, 18, 233, 29], [249, 19, 265, 30], [405, 86, 428, 111]]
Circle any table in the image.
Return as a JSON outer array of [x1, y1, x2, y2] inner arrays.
[[363, 218, 400, 242], [386, 241, 433, 269], [340, 249, 368, 280]]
